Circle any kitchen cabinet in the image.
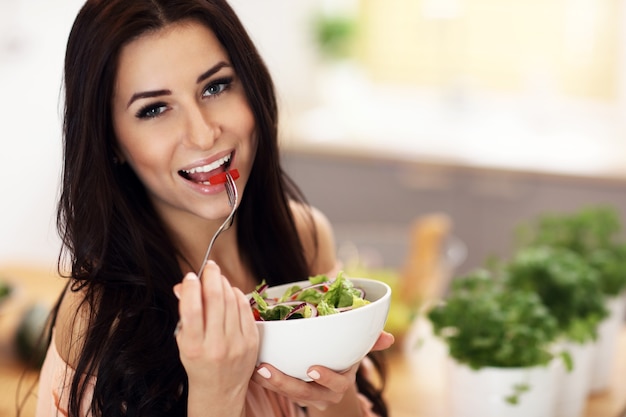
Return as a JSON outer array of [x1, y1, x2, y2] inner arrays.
[[283, 149, 626, 274]]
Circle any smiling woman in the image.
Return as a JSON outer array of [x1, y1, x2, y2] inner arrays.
[[111, 21, 257, 225], [31, 1, 393, 417]]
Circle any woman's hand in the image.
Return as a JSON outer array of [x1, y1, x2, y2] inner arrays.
[[174, 260, 259, 417], [370, 330, 394, 352], [251, 331, 394, 415], [252, 361, 361, 413]]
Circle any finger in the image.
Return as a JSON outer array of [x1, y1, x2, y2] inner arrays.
[[234, 287, 259, 355], [176, 273, 203, 345], [234, 287, 257, 336], [305, 363, 359, 394], [202, 260, 225, 336], [370, 331, 395, 351], [252, 364, 332, 408], [221, 274, 239, 336]]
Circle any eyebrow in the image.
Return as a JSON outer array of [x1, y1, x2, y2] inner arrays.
[[127, 89, 172, 108], [197, 61, 231, 84], [126, 61, 232, 108]]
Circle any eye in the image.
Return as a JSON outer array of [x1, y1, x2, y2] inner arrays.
[[136, 103, 168, 119], [202, 77, 233, 98]]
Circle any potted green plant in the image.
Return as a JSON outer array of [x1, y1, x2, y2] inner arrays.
[[584, 243, 626, 391], [427, 269, 562, 417], [504, 246, 608, 417], [505, 246, 607, 344], [516, 205, 626, 296], [516, 205, 626, 392], [312, 12, 358, 61]]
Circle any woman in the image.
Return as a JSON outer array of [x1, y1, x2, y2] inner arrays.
[[36, 1, 393, 416]]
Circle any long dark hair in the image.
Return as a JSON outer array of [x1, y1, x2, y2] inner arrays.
[[50, 0, 387, 416]]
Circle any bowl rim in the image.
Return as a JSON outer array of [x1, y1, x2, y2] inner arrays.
[[248, 277, 391, 326]]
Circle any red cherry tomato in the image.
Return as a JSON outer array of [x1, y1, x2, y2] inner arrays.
[[208, 169, 240, 184]]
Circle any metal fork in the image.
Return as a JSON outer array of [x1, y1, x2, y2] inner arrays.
[[196, 171, 238, 276], [175, 172, 237, 337]]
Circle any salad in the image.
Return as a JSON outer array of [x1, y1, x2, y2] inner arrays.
[[250, 272, 370, 321]]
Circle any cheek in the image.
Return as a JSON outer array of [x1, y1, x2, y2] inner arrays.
[[239, 110, 256, 142], [118, 133, 172, 183], [115, 120, 168, 171], [250, 132, 259, 157], [114, 120, 137, 165], [237, 104, 258, 163], [242, 128, 259, 176]]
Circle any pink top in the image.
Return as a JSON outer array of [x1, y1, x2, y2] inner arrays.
[[36, 331, 379, 417]]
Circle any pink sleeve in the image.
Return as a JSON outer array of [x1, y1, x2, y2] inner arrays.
[[36, 332, 96, 417]]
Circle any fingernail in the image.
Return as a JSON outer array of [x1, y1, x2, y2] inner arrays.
[[184, 272, 199, 281], [257, 367, 271, 379], [307, 370, 320, 380]]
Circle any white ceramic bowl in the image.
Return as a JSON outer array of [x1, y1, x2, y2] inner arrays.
[[250, 277, 391, 381]]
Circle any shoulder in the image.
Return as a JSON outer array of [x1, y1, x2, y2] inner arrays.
[[54, 282, 92, 368], [289, 201, 337, 276]]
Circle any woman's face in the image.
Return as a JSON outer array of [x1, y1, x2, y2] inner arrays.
[[112, 20, 257, 226]]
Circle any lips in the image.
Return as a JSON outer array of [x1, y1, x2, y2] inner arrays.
[[179, 153, 232, 185]]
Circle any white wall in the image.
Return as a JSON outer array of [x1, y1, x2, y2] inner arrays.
[[0, 0, 317, 265], [0, 0, 84, 265], [228, 0, 320, 113]]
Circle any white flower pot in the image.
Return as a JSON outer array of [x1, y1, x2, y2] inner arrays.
[[553, 340, 595, 417], [446, 359, 558, 417], [589, 292, 626, 393]]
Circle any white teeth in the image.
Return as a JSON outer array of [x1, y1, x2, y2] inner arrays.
[[184, 154, 230, 174]]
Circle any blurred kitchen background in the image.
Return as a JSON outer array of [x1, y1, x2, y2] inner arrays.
[[2, 0, 626, 276]]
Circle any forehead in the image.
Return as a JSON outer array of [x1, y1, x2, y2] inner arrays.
[[114, 20, 229, 95]]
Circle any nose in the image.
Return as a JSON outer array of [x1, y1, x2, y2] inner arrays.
[[182, 104, 221, 149]]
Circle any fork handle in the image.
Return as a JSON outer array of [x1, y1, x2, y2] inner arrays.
[[196, 172, 237, 276]]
